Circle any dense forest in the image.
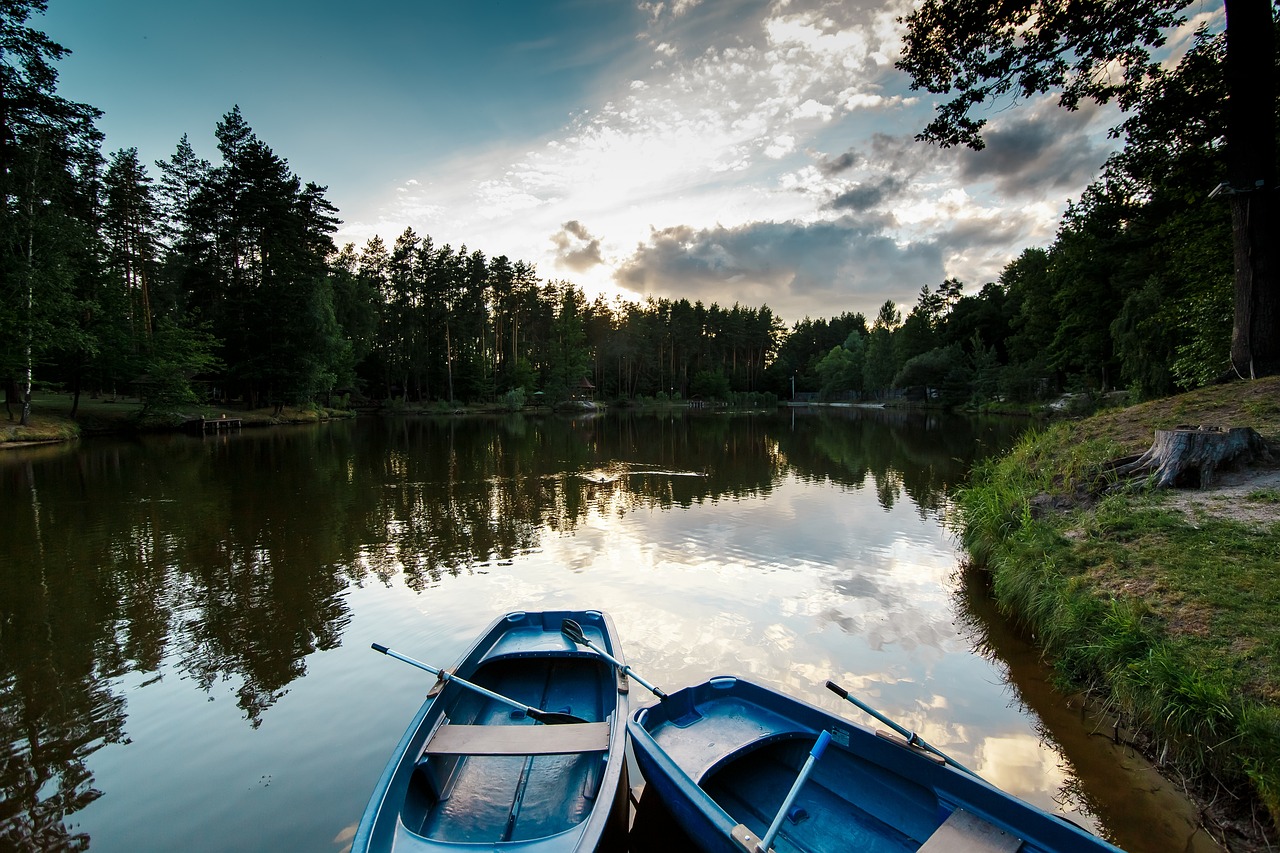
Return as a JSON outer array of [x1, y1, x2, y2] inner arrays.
[[1, 3, 1273, 425]]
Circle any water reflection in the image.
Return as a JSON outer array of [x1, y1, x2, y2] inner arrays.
[[0, 409, 1065, 851], [954, 569, 1222, 853]]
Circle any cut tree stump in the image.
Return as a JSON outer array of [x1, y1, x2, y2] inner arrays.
[[1112, 426, 1270, 489]]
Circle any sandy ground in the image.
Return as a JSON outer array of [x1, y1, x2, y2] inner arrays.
[[1159, 462, 1280, 528]]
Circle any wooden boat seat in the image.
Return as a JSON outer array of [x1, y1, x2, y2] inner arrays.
[[918, 808, 1022, 853], [422, 722, 610, 756]]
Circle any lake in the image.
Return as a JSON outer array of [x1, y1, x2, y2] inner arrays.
[[0, 408, 1218, 852]]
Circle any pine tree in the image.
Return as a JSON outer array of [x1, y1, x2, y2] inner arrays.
[[0, 1, 102, 423]]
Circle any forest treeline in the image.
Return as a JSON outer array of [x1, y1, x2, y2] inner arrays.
[[0, 4, 1267, 424]]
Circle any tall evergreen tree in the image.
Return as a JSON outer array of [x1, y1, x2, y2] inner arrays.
[[0, 1, 102, 423]]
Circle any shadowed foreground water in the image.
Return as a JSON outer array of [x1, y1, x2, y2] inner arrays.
[[0, 409, 1219, 852]]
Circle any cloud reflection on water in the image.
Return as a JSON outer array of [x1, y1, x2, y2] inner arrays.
[[2, 410, 1200, 852]]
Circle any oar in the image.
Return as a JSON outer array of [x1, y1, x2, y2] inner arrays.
[[756, 730, 832, 853], [560, 619, 668, 700], [371, 643, 587, 724], [825, 680, 979, 777]]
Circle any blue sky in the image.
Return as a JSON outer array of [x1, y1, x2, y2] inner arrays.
[[38, 0, 1211, 325]]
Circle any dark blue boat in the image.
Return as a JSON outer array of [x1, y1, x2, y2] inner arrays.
[[353, 610, 630, 852], [629, 676, 1127, 853]]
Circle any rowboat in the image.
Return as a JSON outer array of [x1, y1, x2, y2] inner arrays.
[[352, 610, 630, 852], [628, 676, 1126, 853]]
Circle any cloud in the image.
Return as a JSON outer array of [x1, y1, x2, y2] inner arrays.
[[552, 220, 605, 272], [614, 216, 943, 321], [344, 0, 1112, 325], [957, 102, 1116, 197], [830, 176, 907, 212], [819, 150, 858, 175]]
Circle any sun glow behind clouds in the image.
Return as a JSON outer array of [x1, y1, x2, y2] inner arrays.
[[341, 0, 1115, 321]]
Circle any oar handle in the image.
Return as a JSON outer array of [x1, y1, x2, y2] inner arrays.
[[825, 680, 979, 778], [825, 680, 907, 738], [374, 643, 442, 677], [756, 730, 832, 852]]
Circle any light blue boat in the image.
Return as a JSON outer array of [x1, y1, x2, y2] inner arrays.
[[629, 676, 1127, 853], [353, 611, 630, 852]]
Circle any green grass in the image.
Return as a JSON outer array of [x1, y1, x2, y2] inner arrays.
[[955, 414, 1280, 827], [2, 392, 355, 444]]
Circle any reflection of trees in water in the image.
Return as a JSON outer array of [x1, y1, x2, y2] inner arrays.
[[362, 411, 1021, 588], [0, 410, 1023, 847], [0, 667, 122, 852], [776, 408, 1026, 516], [1, 457, 126, 851], [1, 429, 361, 847], [358, 414, 786, 589], [950, 569, 1114, 834]]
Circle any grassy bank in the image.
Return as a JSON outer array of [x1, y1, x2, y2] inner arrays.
[[954, 378, 1280, 847], [2, 392, 354, 445]]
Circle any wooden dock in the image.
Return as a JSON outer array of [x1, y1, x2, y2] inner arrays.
[[198, 416, 242, 433]]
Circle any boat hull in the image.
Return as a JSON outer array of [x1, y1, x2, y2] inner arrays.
[[353, 610, 630, 852], [628, 676, 1126, 853]]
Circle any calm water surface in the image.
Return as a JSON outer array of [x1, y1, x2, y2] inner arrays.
[[0, 409, 1217, 852]]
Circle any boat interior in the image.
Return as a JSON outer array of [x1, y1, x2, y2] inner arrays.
[[400, 655, 617, 844], [646, 683, 1024, 853], [704, 737, 938, 853]]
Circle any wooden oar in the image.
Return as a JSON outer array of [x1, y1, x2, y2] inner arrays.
[[825, 680, 979, 777], [756, 729, 832, 853], [371, 643, 587, 724], [560, 619, 668, 700]]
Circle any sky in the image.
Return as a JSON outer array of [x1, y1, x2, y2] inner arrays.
[[38, 0, 1173, 326]]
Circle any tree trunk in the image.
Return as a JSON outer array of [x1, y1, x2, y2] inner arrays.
[[1225, 0, 1279, 378], [445, 323, 454, 402], [1113, 426, 1271, 489]]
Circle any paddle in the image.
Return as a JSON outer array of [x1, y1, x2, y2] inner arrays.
[[825, 680, 979, 777], [756, 729, 831, 853], [560, 619, 669, 700], [371, 643, 588, 724]]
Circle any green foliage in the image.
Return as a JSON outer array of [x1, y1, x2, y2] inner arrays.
[[727, 390, 777, 409], [1111, 278, 1176, 400], [892, 344, 963, 393], [899, 0, 1194, 149], [543, 283, 591, 403], [4, 0, 1268, 423], [862, 301, 900, 397], [498, 387, 527, 411], [1171, 284, 1233, 388], [903, 2, 1277, 385], [689, 369, 731, 401], [814, 331, 865, 398], [139, 319, 221, 412]]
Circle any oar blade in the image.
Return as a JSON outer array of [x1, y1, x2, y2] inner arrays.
[[560, 618, 587, 645], [527, 708, 590, 725]]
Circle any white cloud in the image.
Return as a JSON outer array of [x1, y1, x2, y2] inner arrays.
[[343, 0, 1113, 322], [765, 134, 796, 159]]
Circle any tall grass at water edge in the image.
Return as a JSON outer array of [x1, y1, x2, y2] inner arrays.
[[953, 424, 1280, 828]]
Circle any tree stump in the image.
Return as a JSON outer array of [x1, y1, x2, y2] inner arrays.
[[1113, 426, 1270, 489]]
